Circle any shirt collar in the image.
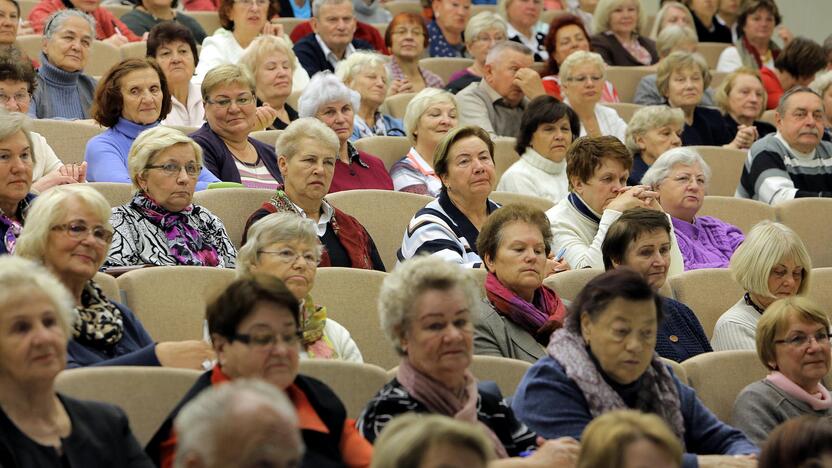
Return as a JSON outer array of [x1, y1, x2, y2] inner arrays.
[[346, 141, 369, 168], [290, 198, 334, 236], [315, 34, 356, 69]]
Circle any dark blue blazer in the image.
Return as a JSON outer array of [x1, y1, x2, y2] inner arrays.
[[189, 123, 282, 185], [293, 34, 374, 77]]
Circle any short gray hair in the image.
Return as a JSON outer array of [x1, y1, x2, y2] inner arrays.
[[776, 85, 823, 116], [43, 9, 95, 40], [201, 64, 256, 102], [0, 256, 76, 336], [0, 109, 35, 166], [810, 71, 832, 100], [379, 255, 481, 356], [16, 185, 112, 268], [649, 1, 696, 39], [128, 126, 204, 191], [640, 147, 711, 188], [173, 379, 303, 468], [656, 24, 697, 58], [275, 117, 340, 161], [335, 50, 391, 92], [625, 105, 684, 153], [593, 0, 647, 35], [730, 221, 812, 298], [559, 50, 606, 82], [485, 40, 532, 65], [237, 212, 323, 277], [297, 71, 361, 118], [464, 11, 507, 46], [402, 88, 458, 144], [312, 0, 352, 18]]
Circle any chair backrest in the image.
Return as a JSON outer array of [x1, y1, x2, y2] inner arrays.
[[15, 34, 42, 63], [669, 268, 743, 340], [710, 71, 727, 89], [250, 130, 281, 147], [102, 4, 132, 17], [383, 1, 423, 17], [189, 11, 223, 35], [696, 42, 731, 69], [118, 266, 236, 342], [489, 191, 555, 212], [659, 357, 687, 384], [94, 271, 120, 303], [775, 199, 832, 268], [681, 350, 766, 423], [88, 182, 134, 207], [192, 188, 274, 249], [697, 195, 776, 234], [493, 137, 519, 183], [542, 268, 604, 302], [381, 92, 415, 120], [86, 40, 123, 76], [540, 9, 565, 26], [326, 189, 432, 270], [807, 268, 832, 312], [418, 57, 474, 84], [298, 360, 388, 418], [30, 119, 104, 165], [606, 67, 656, 103], [604, 102, 643, 123], [54, 366, 202, 446], [352, 136, 412, 171], [760, 109, 776, 125], [690, 145, 746, 197], [309, 267, 397, 369], [273, 17, 307, 37], [120, 41, 147, 59], [18, 0, 37, 17], [470, 4, 495, 15], [470, 355, 532, 396]]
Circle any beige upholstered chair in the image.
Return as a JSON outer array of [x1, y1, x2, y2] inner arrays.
[[17, 0, 37, 17], [418, 57, 474, 84], [760, 109, 776, 125], [88, 182, 134, 208], [489, 191, 555, 212], [189, 11, 223, 35], [118, 266, 236, 342], [298, 360, 388, 418], [192, 188, 273, 249], [807, 268, 832, 312], [775, 199, 832, 268], [327, 189, 432, 270], [493, 137, 519, 183], [681, 350, 767, 423], [382, 0, 422, 17], [272, 17, 306, 37], [381, 92, 416, 120], [690, 146, 746, 197], [604, 102, 643, 123], [469, 355, 532, 396], [309, 267, 398, 369], [30, 119, 104, 165], [93, 272, 121, 303], [543, 268, 604, 302], [54, 366, 201, 446], [606, 67, 656, 103], [697, 195, 776, 234], [669, 268, 744, 340], [86, 41, 123, 76], [696, 42, 731, 69], [250, 130, 281, 147], [120, 42, 148, 59], [352, 136, 412, 171], [660, 357, 687, 384]]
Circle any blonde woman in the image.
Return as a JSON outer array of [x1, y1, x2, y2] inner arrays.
[[335, 51, 405, 140], [590, 0, 658, 66], [578, 410, 683, 468]]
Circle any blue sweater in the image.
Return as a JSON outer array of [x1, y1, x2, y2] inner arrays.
[[85, 118, 220, 191], [66, 302, 161, 368], [511, 357, 758, 468], [657, 296, 713, 363]]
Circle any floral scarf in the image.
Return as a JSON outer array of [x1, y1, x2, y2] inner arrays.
[[0, 194, 32, 254], [485, 272, 566, 345], [302, 294, 337, 359], [131, 192, 219, 266], [73, 280, 124, 348], [547, 318, 686, 442]]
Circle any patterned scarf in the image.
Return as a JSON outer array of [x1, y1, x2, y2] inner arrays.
[[546, 319, 686, 442], [485, 272, 566, 345], [131, 192, 219, 267], [397, 358, 509, 458], [0, 195, 31, 254], [302, 294, 337, 359], [73, 280, 124, 348]]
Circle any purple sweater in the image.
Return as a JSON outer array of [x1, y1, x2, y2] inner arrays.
[[672, 216, 744, 271]]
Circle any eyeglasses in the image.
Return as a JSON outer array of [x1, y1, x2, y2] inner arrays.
[[0, 92, 29, 105], [566, 75, 604, 84], [774, 330, 831, 348], [51, 222, 113, 244], [234, 0, 269, 5], [145, 162, 202, 177], [474, 33, 506, 43], [391, 27, 424, 37], [258, 248, 319, 266], [231, 329, 304, 349], [206, 94, 255, 108]]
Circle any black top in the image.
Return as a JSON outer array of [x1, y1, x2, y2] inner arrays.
[[722, 113, 777, 141], [188, 123, 282, 184], [255, 98, 299, 130], [628, 152, 650, 186], [445, 72, 481, 95], [292, 34, 375, 77], [681, 106, 735, 147], [590, 33, 659, 67], [691, 11, 733, 43]]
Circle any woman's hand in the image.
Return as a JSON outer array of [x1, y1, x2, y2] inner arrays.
[[59, 161, 87, 183], [527, 437, 580, 468], [30, 162, 88, 192], [253, 104, 279, 131], [697, 455, 757, 468], [17, 20, 35, 36], [389, 78, 414, 96], [775, 25, 794, 46], [103, 32, 129, 47], [544, 254, 570, 277], [726, 124, 758, 151], [606, 185, 659, 212], [155, 340, 216, 369], [262, 21, 285, 38]]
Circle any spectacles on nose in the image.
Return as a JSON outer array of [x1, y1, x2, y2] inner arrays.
[[775, 331, 831, 348], [145, 162, 202, 178], [234, 0, 269, 5], [0, 92, 29, 105], [51, 222, 113, 244], [567, 75, 604, 84], [258, 248, 320, 266], [206, 94, 254, 108], [231, 329, 304, 349]]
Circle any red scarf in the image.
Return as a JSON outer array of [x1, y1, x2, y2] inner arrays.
[[485, 272, 566, 345]]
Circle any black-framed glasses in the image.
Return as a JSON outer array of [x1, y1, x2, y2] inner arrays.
[[145, 162, 202, 177], [231, 329, 304, 349], [774, 330, 831, 348], [51, 222, 113, 244]]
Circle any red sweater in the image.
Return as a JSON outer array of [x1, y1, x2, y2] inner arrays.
[[29, 0, 141, 42]]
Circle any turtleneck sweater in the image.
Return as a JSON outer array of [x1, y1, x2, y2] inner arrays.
[[496, 147, 568, 203], [30, 52, 97, 120]]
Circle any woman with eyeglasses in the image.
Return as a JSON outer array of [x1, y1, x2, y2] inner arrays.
[[385, 13, 445, 96], [15, 185, 215, 369], [732, 296, 832, 446], [559, 51, 627, 140], [446, 12, 507, 94], [85, 58, 220, 189], [105, 126, 237, 268]]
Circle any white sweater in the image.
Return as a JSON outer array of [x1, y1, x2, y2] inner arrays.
[[711, 298, 759, 351], [497, 148, 568, 204], [31, 130, 63, 182], [299, 318, 364, 363]]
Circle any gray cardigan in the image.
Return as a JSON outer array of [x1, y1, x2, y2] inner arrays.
[[473, 301, 546, 364], [732, 379, 832, 445]]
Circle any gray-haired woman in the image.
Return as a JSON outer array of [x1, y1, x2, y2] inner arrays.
[[625, 105, 684, 186], [336, 51, 405, 141]]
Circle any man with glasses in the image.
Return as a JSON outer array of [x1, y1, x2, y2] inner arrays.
[[293, 0, 374, 77]]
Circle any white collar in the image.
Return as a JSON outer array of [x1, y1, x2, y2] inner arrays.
[[521, 147, 566, 175], [290, 198, 334, 237], [315, 34, 356, 68], [775, 132, 817, 159]]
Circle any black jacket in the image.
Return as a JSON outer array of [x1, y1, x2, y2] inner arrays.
[[293, 34, 375, 77]]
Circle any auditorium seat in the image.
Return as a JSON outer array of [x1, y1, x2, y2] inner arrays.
[[681, 350, 766, 423], [89, 182, 133, 207], [352, 135, 412, 171], [697, 195, 776, 234], [493, 136, 519, 183], [807, 268, 832, 312], [250, 129, 281, 147], [94, 271, 121, 303], [30, 119, 104, 166], [604, 102, 643, 123], [120, 41, 147, 60], [775, 198, 832, 268], [489, 191, 555, 212], [690, 146, 746, 197], [669, 268, 744, 340], [298, 360, 388, 418], [382, 0, 422, 17], [469, 355, 532, 396], [188, 11, 222, 35], [543, 268, 604, 302], [660, 356, 687, 384], [419, 57, 474, 84], [696, 42, 731, 69], [192, 188, 273, 249], [381, 92, 416, 120], [606, 66, 656, 103]]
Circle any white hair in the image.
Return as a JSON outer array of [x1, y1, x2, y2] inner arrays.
[[402, 88, 458, 144], [297, 71, 361, 118], [559, 50, 606, 82], [0, 256, 76, 336], [485, 40, 532, 65], [640, 147, 712, 187]]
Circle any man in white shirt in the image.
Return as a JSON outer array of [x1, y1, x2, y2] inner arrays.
[[293, 0, 374, 76]]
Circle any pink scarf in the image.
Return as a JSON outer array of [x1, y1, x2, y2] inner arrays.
[[485, 272, 566, 345], [396, 358, 509, 458], [766, 371, 832, 411]]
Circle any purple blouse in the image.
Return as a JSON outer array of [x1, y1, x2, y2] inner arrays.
[[672, 216, 745, 270]]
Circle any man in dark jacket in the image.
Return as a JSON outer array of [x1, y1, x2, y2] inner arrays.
[[293, 0, 374, 77]]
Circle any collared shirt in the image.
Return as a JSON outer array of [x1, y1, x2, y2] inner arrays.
[[351, 112, 406, 140], [315, 33, 357, 70], [161, 82, 205, 128], [506, 22, 548, 62], [457, 79, 527, 137], [290, 199, 334, 237], [329, 142, 394, 193]]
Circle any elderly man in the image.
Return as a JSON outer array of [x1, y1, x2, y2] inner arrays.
[[456, 41, 546, 138], [293, 0, 373, 77], [173, 379, 304, 468], [737, 87, 832, 204]]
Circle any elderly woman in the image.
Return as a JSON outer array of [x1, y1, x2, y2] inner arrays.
[[642, 148, 744, 271], [810, 71, 832, 138], [85, 58, 219, 190], [298, 72, 393, 193], [0, 112, 35, 255], [120, 0, 205, 44], [546, 136, 685, 273], [732, 297, 832, 446], [29, 0, 140, 44], [335, 51, 406, 140], [0, 256, 153, 466], [578, 410, 683, 468], [399, 126, 499, 268], [244, 118, 385, 271], [684, 0, 731, 43], [473, 204, 568, 363], [499, 0, 549, 62], [601, 208, 712, 362], [649, 1, 696, 39], [712, 221, 812, 351], [559, 51, 627, 140], [105, 126, 236, 268], [386, 13, 445, 96], [358, 254, 580, 465], [590, 0, 658, 67], [512, 268, 759, 467], [625, 106, 683, 186], [541, 13, 619, 103], [146, 275, 374, 467], [0, 0, 32, 47], [30, 10, 97, 120], [427, 0, 471, 57], [147, 22, 204, 128], [190, 64, 282, 188], [237, 212, 363, 361], [658, 51, 756, 149], [446, 12, 507, 94], [715, 67, 777, 141], [239, 35, 298, 131], [16, 185, 215, 368], [391, 88, 458, 197], [716, 0, 784, 73]]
